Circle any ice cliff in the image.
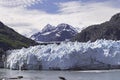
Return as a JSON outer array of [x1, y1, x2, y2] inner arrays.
[[6, 40, 120, 70]]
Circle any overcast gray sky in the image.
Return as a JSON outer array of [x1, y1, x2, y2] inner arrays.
[[0, 0, 120, 36]]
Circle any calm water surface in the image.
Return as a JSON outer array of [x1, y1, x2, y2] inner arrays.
[[0, 69, 120, 80]]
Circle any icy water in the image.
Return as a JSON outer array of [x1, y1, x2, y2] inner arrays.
[[0, 69, 120, 80]]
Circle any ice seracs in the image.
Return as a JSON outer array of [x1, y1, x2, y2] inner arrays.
[[6, 40, 120, 70]]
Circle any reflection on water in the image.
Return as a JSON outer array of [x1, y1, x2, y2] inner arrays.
[[0, 69, 120, 80]]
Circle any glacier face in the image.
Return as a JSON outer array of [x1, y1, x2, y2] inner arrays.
[[6, 40, 120, 70]]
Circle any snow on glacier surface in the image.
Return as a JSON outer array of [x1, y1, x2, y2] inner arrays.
[[6, 40, 120, 70]]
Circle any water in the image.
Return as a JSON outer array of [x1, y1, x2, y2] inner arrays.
[[0, 69, 120, 80]]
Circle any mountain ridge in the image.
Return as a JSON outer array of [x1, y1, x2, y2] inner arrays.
[[31, 23, 78, 42], [72, 13, 120, 42], [0, 21, 38, 51]]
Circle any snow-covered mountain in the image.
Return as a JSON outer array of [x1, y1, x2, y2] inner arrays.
[[6, 40, 120, 70], [31, 23, 78, 42]]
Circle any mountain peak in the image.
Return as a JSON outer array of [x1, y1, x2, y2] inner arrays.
[[31, 23, 78, 42], [0, 21, 5, 27], [0, 21, 3, 24], [41, 24, 55, 33], [110, 13, 120, 22], [57, 23, 71, 29], [56, 23, 78, 32]]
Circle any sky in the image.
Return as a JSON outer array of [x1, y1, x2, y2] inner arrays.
[[0, 0, 120, 37]]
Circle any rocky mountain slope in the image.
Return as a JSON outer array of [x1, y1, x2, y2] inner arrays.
[[72, 13, 120, 42], [0, 21, 38, 67], [0, 21, 37, 51], [31, 23, 78, 42]]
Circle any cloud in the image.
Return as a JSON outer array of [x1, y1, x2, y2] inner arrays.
[[8, 23, 32, 27], [0, 0, 42, 7], [57, 1, 120, 25], [57, 1, 119, 15], [56, 1, 83, 14], [0, 0, 120, 37]]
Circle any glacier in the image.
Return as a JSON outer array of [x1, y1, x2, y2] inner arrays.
[[6, 40, 120, 70]]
